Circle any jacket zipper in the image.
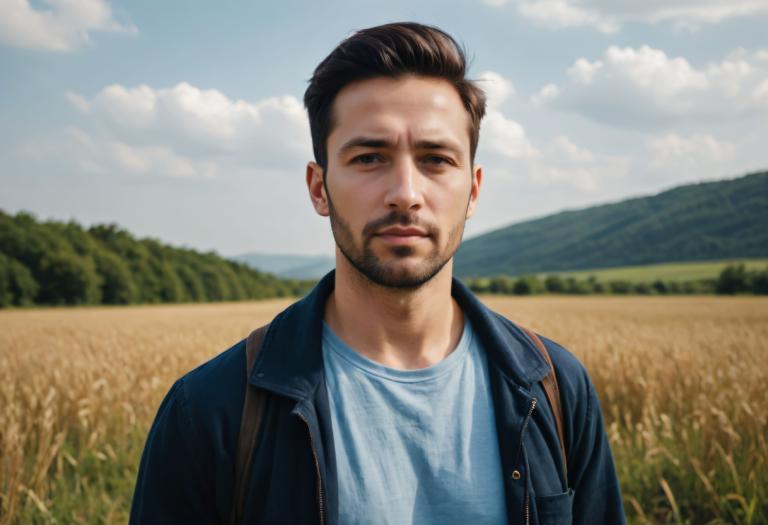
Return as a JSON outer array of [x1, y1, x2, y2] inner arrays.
[[297, 412, 326, 525], [519, 397, 537, 525], [523, 442, 531, 525]]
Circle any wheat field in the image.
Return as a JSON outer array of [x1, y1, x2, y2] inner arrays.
[[1, 296, 766, 524]]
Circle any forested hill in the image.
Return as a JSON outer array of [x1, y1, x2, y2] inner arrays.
[[0, 211, 313, 307], [454, 171, 768, 278]]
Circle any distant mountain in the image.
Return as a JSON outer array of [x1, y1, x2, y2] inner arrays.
[[233, 253, 335, 279], [454, 171, 768, 278]]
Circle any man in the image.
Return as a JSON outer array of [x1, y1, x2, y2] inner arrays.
[[130, 22, 625, 525]]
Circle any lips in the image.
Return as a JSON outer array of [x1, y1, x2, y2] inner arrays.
[[376, 227, 428, 237], [373, 226, 429, 246]]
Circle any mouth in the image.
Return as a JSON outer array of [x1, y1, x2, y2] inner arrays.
[[374, 226, 429, 245]]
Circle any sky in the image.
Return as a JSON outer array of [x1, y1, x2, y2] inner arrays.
[[1, 0, 767, 258]]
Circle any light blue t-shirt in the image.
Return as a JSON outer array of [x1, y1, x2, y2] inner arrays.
[[322, 317, 508, 525]]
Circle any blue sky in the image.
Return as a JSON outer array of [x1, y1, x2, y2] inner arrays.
[[2, 0, 767, 256]]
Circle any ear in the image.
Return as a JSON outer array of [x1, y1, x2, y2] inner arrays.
[[306, 161, 330, 217], [466, 164, 483, 219]]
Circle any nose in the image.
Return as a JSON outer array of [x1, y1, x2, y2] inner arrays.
[[385, 156, 423, 212]]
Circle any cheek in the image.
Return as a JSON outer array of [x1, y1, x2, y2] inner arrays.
[[337, 176, 383, 208], [330, 181, 376, 226], [431, 179, 471, 217]]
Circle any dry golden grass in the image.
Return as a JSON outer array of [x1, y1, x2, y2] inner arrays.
[[0, 300, 290, 524], [1, 295, 767, 524], [488, 295, 768, 524]]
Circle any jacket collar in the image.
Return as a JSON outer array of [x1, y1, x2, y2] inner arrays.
[[250, 270, 550, 400]]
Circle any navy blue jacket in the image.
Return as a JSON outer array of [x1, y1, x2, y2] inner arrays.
[[130, 271, 625, 524]]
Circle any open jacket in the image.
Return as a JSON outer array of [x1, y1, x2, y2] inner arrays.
[[130, 271, 625, 525]]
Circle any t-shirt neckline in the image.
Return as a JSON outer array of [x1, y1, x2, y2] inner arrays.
[[321, 317, 473, 383]]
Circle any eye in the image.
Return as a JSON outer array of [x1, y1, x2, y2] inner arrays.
[[422, 155, 453, 166], [351, 153, 383, 165]]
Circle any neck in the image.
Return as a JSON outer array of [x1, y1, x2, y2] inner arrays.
[[324, 249, 464, 370]]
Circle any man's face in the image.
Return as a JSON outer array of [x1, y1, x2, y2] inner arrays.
[[307, 75, 482, 289]]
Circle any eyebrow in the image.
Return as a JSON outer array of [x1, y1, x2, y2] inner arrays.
[[415, 140, 462, 156], [338, 137, 391, 154], [338, 136, 463, 157]]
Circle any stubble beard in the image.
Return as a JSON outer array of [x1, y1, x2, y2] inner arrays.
[[325, 182, 467, 290]]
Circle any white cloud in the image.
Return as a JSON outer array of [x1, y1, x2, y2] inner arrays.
[[648, 133, 735, 168], [86, 84, 158, 128], [479, 126, 628, 192], [110, 143, 217, 178], [537, 46, 768, 128], [531, 83, 560, 105], [567, 58, 603, 84], [65, 92, 90, 112], [476, 71, 628, 192], [475, 70, 538, 160], [480, 110, 540, 160], [637, 132, 767, 190], [0, 0, 136, 52], [67, 82, 312, 174], [64, 126, 218, 178], [491, 0, 768, 33], [532, 136, 628, 191], [517, 0, 619, 33], [477, 70, 516, 108], [548, 135, 595, 163]]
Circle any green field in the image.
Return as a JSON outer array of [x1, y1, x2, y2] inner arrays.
[[534, 259, 768, 283]]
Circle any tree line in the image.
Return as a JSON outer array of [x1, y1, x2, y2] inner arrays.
[[0, 210, 315, 307], [465, 264, 768, 296]]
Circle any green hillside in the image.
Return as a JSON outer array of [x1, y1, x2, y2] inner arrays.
[[0, 210, 314, 307], [455, 171, 768, 277]]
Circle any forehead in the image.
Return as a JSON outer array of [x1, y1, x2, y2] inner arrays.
[[327, 76, 471, 152]]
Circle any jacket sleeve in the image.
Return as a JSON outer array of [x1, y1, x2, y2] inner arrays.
[[129, 379, 219, 525], [569, 377, 626, 525]]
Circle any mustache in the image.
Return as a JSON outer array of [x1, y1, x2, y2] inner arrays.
[[362, 211, 438, 238]]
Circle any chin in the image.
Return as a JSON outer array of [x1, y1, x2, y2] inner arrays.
[[360, 257, 450, 289]]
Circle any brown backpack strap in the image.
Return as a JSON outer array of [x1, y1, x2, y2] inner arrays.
[[519, 326, 568, 481], [229, 323, 270, 525]]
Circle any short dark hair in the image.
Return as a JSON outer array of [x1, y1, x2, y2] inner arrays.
[[303, 22, 487, 170]]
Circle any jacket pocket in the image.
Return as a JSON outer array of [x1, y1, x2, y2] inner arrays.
[[535, 489, 574, 525]]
